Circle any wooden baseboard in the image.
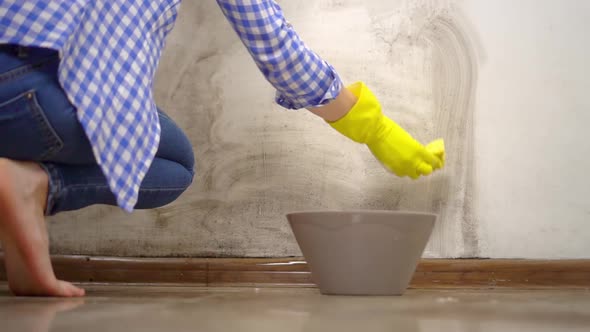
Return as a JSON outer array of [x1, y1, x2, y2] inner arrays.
[[1, 254, 589, 289]]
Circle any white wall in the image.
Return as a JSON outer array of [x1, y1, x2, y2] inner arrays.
[[46, 0, 590, 259], [467, 0, 590, 258]]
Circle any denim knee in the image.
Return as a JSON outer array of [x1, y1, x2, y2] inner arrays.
[[133, 158, 194, 209], [156, 108, 195, 177]]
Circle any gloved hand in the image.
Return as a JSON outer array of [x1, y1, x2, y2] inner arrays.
[[328, 82, 445, 179], [426, 138, 445, 168]]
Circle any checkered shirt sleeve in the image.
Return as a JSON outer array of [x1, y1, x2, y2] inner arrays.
[[217, 0, 343, 109]]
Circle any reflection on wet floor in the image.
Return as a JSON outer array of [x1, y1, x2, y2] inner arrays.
[[1, 285, 590, 332]]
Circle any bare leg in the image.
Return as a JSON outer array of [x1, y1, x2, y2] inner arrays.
[[0, 158, 84, 297]]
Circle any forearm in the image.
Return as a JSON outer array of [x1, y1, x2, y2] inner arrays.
[[307, 85, 357, 122]]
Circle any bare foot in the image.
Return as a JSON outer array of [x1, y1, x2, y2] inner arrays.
[[0, 158, 84, 297]]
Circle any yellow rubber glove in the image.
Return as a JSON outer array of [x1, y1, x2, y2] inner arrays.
[[328, 82, 445, 179], [426, 138, 445, 168]]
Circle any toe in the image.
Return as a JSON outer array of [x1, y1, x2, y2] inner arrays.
[[55, 280, 85, 297]]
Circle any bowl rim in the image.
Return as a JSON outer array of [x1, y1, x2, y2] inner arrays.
[[286, 209, 437, 219]]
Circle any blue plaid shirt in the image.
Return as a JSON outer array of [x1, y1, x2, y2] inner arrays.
[[0, 0, 343, 211]]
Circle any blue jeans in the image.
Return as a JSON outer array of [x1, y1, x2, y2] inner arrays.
[[0, 45, 195, 215]]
